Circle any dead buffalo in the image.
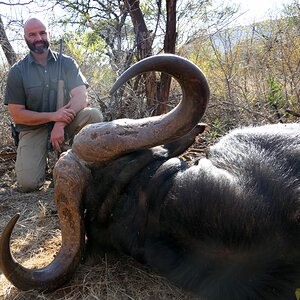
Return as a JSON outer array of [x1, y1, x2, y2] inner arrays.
[[0, 54, 299, 300]]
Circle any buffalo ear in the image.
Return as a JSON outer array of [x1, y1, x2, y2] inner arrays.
[[162, 123, 208, 158]]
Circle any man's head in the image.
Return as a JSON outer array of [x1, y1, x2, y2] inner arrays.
[[24, 17, 50, 55]]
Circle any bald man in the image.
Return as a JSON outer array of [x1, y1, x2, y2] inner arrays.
[[4, 17, 103, 192]]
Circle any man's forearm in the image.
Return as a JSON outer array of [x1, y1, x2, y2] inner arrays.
[[8, 103, 76, 126], [10, 109, 55, 126]]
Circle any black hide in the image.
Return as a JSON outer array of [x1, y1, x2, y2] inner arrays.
[[85, 123, 300, 300]]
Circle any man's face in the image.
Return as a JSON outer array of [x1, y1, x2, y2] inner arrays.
[[24, 20, 50, 54]]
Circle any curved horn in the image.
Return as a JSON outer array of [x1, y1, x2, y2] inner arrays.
[[73, 54, 210, 163], [0, 151, 88, 291]]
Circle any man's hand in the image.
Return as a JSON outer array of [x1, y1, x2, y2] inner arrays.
[[50, 122, 66, 152], [51, 103, 77, 151], [53, 103, 76, 124]]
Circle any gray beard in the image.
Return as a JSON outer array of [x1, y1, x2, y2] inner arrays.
[[26, 39, 49, 54]]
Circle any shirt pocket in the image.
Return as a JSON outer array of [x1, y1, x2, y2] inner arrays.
[[24, 83, 45, 112]]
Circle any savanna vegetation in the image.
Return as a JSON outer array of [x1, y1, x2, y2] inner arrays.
[[0, 0, 299, 299]]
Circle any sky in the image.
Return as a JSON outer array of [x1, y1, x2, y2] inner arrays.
[[0, 0, 296, 63], [1, 0, 296, 30], [232, 0, 295, 24], [1, 0, 296, 23]]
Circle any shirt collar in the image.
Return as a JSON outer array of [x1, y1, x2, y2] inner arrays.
[[28, 49, 57, 64]]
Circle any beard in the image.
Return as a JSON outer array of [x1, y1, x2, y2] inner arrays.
[[25, 38, 50, 54]]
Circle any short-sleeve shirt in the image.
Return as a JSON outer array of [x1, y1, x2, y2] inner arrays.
[[4, 49, 88, 131]]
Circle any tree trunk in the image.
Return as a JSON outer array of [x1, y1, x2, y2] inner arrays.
[[156, 0, 177, 115], [125, 0, 178, 115], [125, 0, 157, 108], [0, 16, 17, 66]]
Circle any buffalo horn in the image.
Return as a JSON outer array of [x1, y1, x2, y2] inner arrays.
[[0, 151, 88, 291], [73, 54, 210, 163]]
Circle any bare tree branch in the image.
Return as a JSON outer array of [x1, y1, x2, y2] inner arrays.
[[0, 0, 33, 5]]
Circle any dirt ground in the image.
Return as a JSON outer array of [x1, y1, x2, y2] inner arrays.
[[0, 145, 203, 300]]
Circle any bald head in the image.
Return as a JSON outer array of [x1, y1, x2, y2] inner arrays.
[[24, 17, 48, 34]]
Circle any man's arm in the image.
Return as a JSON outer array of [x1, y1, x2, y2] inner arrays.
[[52, 84, 88, 129], [67, 84, 88, 114], [8, 103, 76, 126], [50, 84, 88, 152]]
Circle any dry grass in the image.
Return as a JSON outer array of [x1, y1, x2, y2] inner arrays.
[[0, 156, 202, 300]]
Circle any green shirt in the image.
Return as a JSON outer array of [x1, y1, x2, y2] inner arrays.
[[4, 49, 88, 131]]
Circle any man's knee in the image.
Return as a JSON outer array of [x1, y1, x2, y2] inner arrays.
[[17, 176, 44, 193], [84, 107, 103, 124], [67, 107, 103, 138]]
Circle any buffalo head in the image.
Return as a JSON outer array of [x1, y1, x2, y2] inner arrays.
[[1, 54, 300, 300]]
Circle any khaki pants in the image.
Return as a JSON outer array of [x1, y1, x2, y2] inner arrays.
[[16, 107, 103, 192]]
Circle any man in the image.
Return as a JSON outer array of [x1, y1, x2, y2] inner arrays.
[[4, 17, 103, 192]]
